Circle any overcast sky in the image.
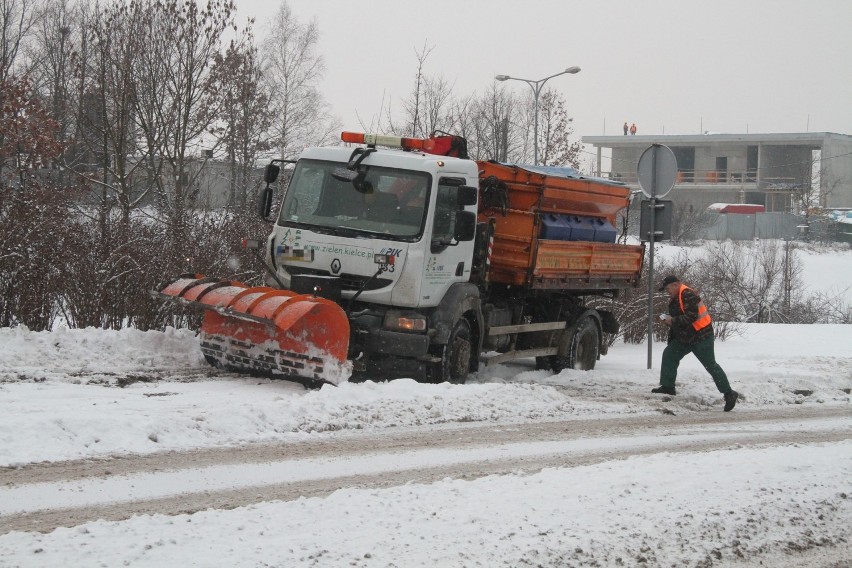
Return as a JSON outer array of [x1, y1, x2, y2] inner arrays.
[[234, 0, 851, 157]]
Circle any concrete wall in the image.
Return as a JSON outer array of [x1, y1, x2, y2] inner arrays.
[[759, 145, 812, 185], [694, 144, 750, 182], [823, 135, 852, 208], [610, 147, 644, 181]]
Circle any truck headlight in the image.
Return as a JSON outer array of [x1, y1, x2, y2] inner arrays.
[[383, 311, 427, 333]]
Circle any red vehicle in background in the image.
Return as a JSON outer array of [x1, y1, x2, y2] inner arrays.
[[707, 203, 765, 214]]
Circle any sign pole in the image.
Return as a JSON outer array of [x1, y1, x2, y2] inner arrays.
[[636, 143, 677, 371], [646, 146, 658, 370]]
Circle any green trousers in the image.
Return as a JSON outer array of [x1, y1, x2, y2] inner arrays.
[[660, 336, 732, 393]]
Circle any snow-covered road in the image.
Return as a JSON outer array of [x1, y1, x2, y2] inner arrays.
[[1, 318, 851, 566], [2, 406, 850, 535]]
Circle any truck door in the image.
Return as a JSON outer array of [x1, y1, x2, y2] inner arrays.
[[418, 176, 475, 306]]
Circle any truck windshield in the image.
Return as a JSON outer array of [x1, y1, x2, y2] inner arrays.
[[277, 159, 431, 240]]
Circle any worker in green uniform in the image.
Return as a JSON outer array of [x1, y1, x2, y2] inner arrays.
[[653, 275, 738, 412]]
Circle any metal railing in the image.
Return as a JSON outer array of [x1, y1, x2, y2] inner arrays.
[[605, 169, 780, 185]]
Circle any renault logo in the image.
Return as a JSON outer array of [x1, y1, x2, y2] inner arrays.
[[330, 258, 341, 274]]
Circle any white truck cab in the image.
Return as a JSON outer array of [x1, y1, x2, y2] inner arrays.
[[267, 145, 479, 309], [260, 140, 482, 382]]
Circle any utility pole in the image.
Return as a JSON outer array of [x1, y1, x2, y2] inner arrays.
[[783, 238, 793, 313]]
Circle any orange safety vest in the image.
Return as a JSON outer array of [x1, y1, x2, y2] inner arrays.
[[677, 284, 712, 331]]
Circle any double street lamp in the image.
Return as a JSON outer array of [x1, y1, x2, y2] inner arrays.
[[495, 66, 581, 165]]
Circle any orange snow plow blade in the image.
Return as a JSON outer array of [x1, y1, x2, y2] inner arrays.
[[155, 275, 351, 385]]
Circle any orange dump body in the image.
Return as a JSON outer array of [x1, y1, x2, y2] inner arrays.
[[476, 162, 645, 290], [478, 161, 630, 226], [157, 275, 350, 385]]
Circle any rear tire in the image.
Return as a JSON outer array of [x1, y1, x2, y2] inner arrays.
[[430, 318, 472, 384], [550, 317, 599, 372]]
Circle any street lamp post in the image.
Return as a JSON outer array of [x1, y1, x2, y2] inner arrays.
[[495, 66, 580, 165]]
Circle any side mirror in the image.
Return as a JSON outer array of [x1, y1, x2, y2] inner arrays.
[[332, 168, 358, 183], [264, 163, 280, 184], [454, 211, 477, 242], [258, 185, 273, 219], [457, 185, 478, 207]]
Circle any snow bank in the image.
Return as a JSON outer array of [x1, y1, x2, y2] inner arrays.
[[0, 323, 849, 467]]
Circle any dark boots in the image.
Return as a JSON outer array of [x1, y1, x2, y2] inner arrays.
[[652, 386, 738, 411]]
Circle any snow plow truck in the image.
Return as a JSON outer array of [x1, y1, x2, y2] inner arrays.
[[155, 132, 645, 387]]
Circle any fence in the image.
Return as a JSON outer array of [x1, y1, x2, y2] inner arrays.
[[607, 170, 799, 187], [701, 213, 803, 240]]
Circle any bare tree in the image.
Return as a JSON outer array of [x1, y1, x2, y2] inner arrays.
[[132, 0, 236, 220], [209, 29, 274, 208], [792, 151, 847, 242], [466, 82, 518, 162], [802, 290, 852, 324], [416, 75, 455, 136], [669, 202, 717, 244], [263, 1, 339, 160], [792, 155, 822, 241], [697, 240, 803, 323], [30, 0, 75, 164], [535, 89, 580, 168], [396, 42, 454, 138], [403, 41, 431, 137], [0, 0, 40, 82], [71, 0, 158, 227], [445, 92, 477, 146]]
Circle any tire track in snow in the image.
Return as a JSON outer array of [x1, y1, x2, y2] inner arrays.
[[1, 406, 849, 534]]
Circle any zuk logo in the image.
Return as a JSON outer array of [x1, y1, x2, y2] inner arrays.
[[330, 259, 341, 274]]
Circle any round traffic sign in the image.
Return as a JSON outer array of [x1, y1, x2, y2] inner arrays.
[[637, 144, 678, 199]]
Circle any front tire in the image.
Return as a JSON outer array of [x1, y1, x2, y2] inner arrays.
[[430, 318, 473, 384]]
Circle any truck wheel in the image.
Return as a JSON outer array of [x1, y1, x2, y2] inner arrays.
[[550, 317, 599, 373], [430, 318, 472, 384]]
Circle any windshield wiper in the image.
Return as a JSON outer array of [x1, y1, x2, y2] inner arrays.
[[317, 225, 362, 238], [280, 220, 361, 239]]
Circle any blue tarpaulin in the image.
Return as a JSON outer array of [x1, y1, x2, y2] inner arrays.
[[506, 164, 628, 188]]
